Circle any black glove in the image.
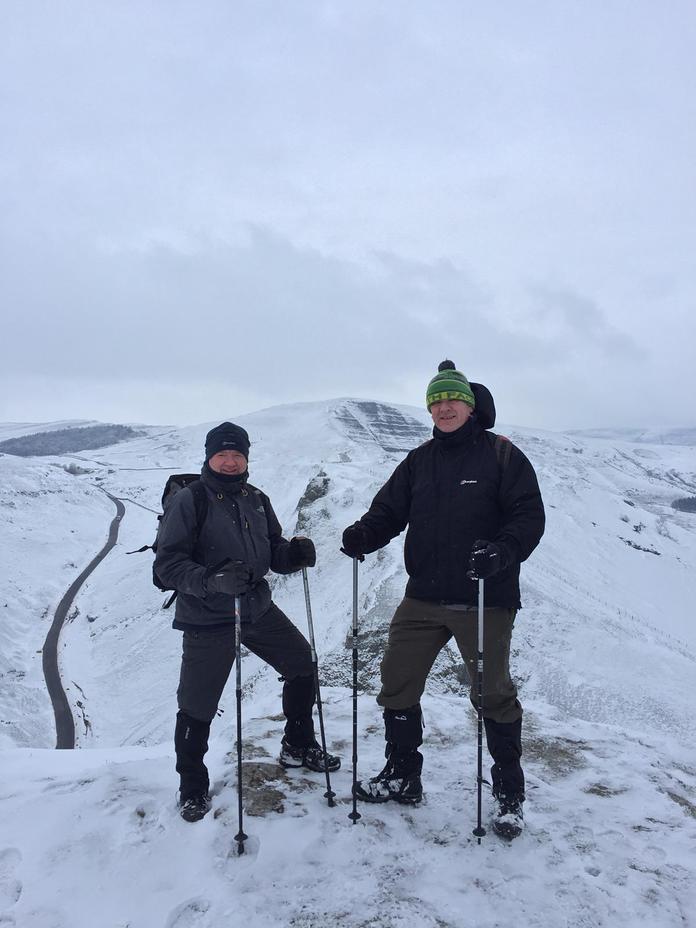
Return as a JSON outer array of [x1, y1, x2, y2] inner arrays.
[[205, 562, 252, 596], [341, 523, 368, 561], [466, 540, 509, 581], [288, 536, 316, 569]]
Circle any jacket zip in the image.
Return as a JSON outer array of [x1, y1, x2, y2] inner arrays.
[[244, 515, 258, 558]]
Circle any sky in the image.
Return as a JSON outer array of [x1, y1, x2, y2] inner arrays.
[[1, 1, 695, 431]]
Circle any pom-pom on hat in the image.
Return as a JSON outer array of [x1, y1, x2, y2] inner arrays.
[[204, 422, 250, 461], [426, 360, 476, 410]]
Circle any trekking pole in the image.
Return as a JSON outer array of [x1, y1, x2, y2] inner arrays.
[[234, 594, 248, 855], [349, 557, 361, 823], [472, 578, 486, 844], [301, 567, 336, 807]]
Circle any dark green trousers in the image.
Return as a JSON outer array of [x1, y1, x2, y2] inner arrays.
[[377, 597, 522, 724]]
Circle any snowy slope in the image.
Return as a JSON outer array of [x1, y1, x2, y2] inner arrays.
[[1, 401, 695, 928], [0, 455, 116, 748], [570, 426, 696, 446]]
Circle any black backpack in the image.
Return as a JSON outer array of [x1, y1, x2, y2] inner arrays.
[[128, 473, 209, 608]]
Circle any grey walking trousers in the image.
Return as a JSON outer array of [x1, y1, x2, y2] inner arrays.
[[177, 602, 314, 722]]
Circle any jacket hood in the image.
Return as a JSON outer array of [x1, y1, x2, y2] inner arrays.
[[470, 382, 496, 429]]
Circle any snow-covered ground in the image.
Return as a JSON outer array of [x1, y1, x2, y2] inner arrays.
[[1, 400, 695, 927]]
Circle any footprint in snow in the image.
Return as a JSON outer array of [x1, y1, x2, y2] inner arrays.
[[0, 848, 22, 911], [165, 897, 212, 928], [131, 800, 166, 838]]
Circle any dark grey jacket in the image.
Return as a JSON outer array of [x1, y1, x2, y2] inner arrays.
[[154, 468, 298, 628]]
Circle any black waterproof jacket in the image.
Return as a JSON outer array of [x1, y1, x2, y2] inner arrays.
[[353, 415, 545, 608], [153, 468, 298, 628]]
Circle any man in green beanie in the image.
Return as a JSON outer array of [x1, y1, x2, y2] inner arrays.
[[341, 361, 545, 839]]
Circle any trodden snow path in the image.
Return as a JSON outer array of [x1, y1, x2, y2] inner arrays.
[[1, 691, 694, 928]]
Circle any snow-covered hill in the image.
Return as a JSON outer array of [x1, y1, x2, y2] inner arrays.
[[0, 420, 100, 441], [570, 426, 696, 446], [1, 401, 695, 928]]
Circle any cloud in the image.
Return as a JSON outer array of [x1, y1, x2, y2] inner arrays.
[[1, 225, 515, 386], [1, 222, 657, 429], [525, 284, 643, 358], [1, 2, 694, 429]]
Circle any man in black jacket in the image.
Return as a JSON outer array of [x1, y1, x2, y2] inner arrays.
[[155, 421, 340, 822], [341, 361, 545, 838]]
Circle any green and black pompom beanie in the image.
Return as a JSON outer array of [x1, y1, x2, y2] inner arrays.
[[426, 360, 476, 410]]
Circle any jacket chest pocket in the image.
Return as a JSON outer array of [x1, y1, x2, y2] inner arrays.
[[240, 499, 271, 567], [197, 503, 245, 563], [455, 474, 500, 522]]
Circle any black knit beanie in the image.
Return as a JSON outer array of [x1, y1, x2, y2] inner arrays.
[[204, 422, 250, 461]]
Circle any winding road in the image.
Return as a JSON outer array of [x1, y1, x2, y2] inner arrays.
[[42, 493, 125, 749]]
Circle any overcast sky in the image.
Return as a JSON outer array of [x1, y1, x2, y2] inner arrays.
[[1, 1, 694, 431]]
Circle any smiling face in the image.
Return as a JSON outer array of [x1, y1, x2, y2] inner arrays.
[[208, 450, 248, 475], [429, 398, 473, 432]]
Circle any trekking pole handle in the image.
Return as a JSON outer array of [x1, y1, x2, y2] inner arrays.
[[477, 578, 484, 654], [234, 594, 242, 685]]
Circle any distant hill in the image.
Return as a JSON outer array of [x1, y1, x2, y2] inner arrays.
[[0, 424, 145, 457], [569, 427, 696, 446]]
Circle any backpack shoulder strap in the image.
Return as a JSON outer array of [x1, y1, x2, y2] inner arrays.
[[188, 479, 209, 531], [492, 432, 513, 472]]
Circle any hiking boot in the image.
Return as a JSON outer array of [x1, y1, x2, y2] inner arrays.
[[279, 738, 341, 773], [353, 758, 423, 805], [491, 793, 524, 839], [178, 792, 211, 823]]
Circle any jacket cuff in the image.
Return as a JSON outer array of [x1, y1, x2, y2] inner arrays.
[[495, 539, 518, 570]]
